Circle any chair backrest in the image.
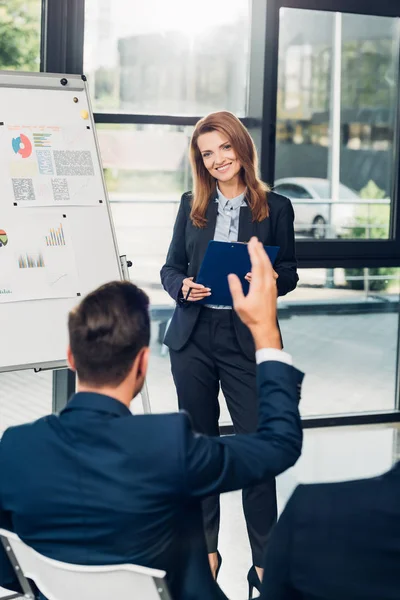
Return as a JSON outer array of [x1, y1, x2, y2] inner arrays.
[[0, 529, 171, 600]]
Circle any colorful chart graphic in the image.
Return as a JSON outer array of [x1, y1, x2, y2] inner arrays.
[[18, 253, 45, 269], [46, 223, 66, 247], [12, 133, 33, 158], [33, 133, 52, 148], [0, 229, 8, 247]]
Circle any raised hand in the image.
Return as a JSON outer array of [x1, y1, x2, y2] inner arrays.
[[245, 270, 278, 283]]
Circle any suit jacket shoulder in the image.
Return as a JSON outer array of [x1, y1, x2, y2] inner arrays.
[[267, 190, 293, 213], [288, 467, 398, 528], [181, 190, 192, 204]]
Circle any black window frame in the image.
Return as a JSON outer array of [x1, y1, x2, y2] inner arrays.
[[41, 0, 85, 411], [262, 0, 400, 269]]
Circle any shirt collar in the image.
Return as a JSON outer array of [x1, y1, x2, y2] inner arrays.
[[216, 185, 247, 210], [62, 392, 132, 418]]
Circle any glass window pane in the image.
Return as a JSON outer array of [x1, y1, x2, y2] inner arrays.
[[282, 267, 400, 417], [274, 183, 313, 198], [275, 9, 398, 241], [0, 0, 41, 71], [97, 123, 192, 414], [98, 125, 400, 420], [0, 370, 52, 436], [220, 266, 400, 423], [84, 0, 251, 115]]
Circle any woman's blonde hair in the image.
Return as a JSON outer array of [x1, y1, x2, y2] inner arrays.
[[189, 111, 270, 228]]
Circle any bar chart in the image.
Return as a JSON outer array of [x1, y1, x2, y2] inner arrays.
[[45, 223, 66, 247], [18, 253, 45, 269], [33, 132, 52, 148]]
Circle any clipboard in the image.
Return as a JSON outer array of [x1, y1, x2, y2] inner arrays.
[[196, 241, 280, 306]]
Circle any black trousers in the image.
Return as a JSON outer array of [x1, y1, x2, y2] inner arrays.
[[169, 307, 277, 567]]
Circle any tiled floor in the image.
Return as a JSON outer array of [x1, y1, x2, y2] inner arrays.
[[0, 423, 398, 599]]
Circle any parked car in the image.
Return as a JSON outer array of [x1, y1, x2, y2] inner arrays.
[[274, 177, 358, 238]]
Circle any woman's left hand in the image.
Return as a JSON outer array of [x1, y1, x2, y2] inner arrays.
[[245, 270, 278, 283]]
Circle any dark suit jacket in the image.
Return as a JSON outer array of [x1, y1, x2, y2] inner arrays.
[[160, 190, 298, 359], [261, 462, 400, 600], [0, 361, 303, 600]]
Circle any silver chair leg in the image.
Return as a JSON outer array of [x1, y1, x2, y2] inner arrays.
[[141, 379, 151, 414], [161, 318, 172, 357]]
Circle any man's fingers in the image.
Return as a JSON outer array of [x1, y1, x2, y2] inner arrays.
[[228, 273, 245, 306], [247, 237, 273, 282], [247, 239, 264, 285]]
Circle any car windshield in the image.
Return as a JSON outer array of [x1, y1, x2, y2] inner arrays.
[[310, 181, 359, 199]]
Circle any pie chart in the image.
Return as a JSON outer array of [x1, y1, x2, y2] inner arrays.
[[0, 229, 8, 247], [12, 133, 32, 158]]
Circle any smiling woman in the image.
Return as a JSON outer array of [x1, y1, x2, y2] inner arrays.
[[190, 112, 270, 228], [160, 110, 299, 594]]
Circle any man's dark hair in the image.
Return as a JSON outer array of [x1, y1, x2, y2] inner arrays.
[[68, 281, 150, 386]]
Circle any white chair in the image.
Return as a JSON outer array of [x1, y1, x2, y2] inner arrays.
[[0, 529, 171, 600]]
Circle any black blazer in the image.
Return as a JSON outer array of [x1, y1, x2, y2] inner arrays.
[[261, 462, 400, 600], [160, 190, 298, 359], [0, 362, 303, 600]]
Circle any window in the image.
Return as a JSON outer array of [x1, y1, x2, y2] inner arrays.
[[139, 264, 400, 420], [0, 370, 52, 436], [93, 1, 400, 427], [97, 123, 194, 415], [84, 0, 251, 115], [274, 9, 399, 241], [97, 123, 192, 303], [0, 0, 41, 71], [274, 183, 313, 198], [218, 266, 400, 422], [282, 267, 400, 417]]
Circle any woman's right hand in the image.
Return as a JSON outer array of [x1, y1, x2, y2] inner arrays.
[[181, 277, 211, 302]]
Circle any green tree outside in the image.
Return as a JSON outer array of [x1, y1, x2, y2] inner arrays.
[[0, 0, 41, 71], [345, 180, 397, 292]]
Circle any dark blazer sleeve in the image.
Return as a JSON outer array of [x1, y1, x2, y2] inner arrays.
[[260, 486, 303, 600], [272, 195, 299, 297], [0, 437, 23, 594], [160, 192, 190, 303], [181, 361, 303, 497]]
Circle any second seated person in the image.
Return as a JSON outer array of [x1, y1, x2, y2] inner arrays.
[[161, 110, 298, 592]]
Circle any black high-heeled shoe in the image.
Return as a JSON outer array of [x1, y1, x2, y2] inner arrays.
[[215, 550, 222, 580], [247, 565, 261, 599]]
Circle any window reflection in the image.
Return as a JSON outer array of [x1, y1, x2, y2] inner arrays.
[[275, 10, 399, 240], [85, 0, 251, 115]]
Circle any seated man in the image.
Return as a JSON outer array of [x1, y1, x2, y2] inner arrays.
[[261, 460, 400, 599], [0, 238, 304, 600]]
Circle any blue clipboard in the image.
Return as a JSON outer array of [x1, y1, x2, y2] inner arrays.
[[196, 241, 280, 306]]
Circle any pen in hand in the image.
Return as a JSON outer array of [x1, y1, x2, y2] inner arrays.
[[185, 284, 193, 301], [181, 277, 211, 302]]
